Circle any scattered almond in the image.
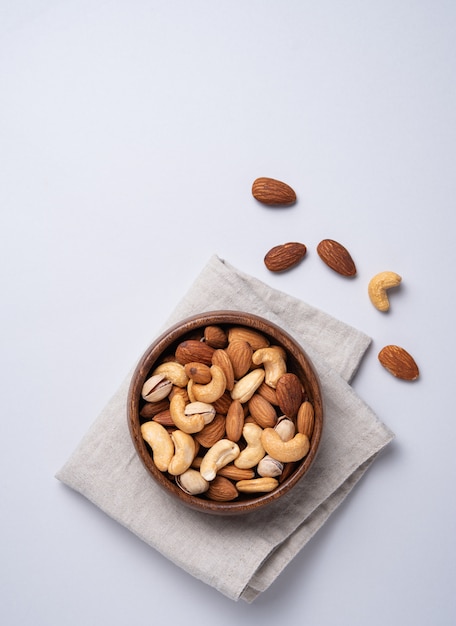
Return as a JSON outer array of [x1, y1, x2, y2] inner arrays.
[[264, 242, 307, 272], [317, 239, 357, 277], [252, 177, 297, 206], [378, 345, 419, 381]]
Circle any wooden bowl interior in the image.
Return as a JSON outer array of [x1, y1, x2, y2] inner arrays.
[[128, 311, 323, 515]]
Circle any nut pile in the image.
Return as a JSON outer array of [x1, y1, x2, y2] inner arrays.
[[139, 324, 315, 502]]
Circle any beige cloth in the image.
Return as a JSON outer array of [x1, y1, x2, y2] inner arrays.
[[56, 255, 394, 602]]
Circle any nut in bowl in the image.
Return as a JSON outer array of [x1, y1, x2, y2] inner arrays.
[[128, 311, 323, 515]]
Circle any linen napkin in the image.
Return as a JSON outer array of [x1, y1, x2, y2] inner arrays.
[[56, 255, 394, 602]]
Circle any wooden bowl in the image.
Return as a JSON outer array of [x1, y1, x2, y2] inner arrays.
[[128, 311, 323, 515]]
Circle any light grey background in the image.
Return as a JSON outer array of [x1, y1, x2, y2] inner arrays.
[[1, 1, 455, 624]]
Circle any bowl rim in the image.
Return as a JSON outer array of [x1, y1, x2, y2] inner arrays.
[[127, 310, 323, 515]]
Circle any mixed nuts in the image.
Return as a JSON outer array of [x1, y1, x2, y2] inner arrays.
[[253, 176, 419, 382], [140, 324, 315, 502]]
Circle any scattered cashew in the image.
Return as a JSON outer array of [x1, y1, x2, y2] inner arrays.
[[368, 271, 402, 312], [236, 477, 279, 493], [169, 394, 205, 433], [261, 428, 310, 463], [252, 346, 287, 388], [191, 365, 227, 403], [142, 374, 173, 402], [167, 430, 197, 476], [234, 423, 265, 469], [152, 361, 189, 387], [231, 369, 265, 403], [140, 421, 174, 472], [200, 439, 241, 481], [176, 468, 210, 495]]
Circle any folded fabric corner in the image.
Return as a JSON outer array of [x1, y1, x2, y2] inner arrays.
[[56, 255, 394, 602]]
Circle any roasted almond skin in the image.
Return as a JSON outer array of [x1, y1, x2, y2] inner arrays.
[[317, 239, 357, 277], [204, 325, 228, 349], [175, 340, 215, 365], [276, 373, 303, 419], [206, 475, 239, 501], [378, 345, 419, 381], [264, 242, 307, 272], [252, 177, 297, 206]]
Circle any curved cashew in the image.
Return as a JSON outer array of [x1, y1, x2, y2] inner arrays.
[[257, 455, 284, 478], [169, 394, 205, 433], [168, 430, 197, 476], [152, 361, 189, 387], [234, 423, 265, 469], [252, 346, 287, 388], [200, 439, 240, 481], [261, 428, 310, 463], [191, 365, 227, 403], [368, 271, 402, 312], [176, 468, 209, 495], [231, 369, 265, 403], [236, 477, 279, 493], [140, 421, 174, 472], [141, 374, 173, 402]]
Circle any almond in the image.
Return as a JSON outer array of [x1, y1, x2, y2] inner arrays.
[[252, 177, 297, 206], [227, 327, 270, 351], [194, 413, 226, 448], [248, 394, 278, 428], [152, 409, 175, 427], [204, 325, 228, 349], [225, 399, 244, 442], [212, 349, 235, 391], [317, 239, 357, 277], [264, 242, 307, 272], [296, 401, 314, 438], [226, 339, 253, 379], [175, 339, 215, 365], [378, 345, 419, 381], [257, 381, 279, 405], [217, 465, 255, 481], [184, 361, 212, 384], [206, 475, 239, 501], [139, 398, 170, 418], [275, 373, 303, 418], [212, 390, 233, 414]]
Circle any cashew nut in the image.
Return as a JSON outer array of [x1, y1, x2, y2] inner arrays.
[[141, 374, 173, 402], [234, 423, 265, 469], [368, 271, 402, 312], [191, 365, 227, 403], [176, 468, 209, 495], [252, 346, 287, 388], [200, 439, 240, 481], [140, 421, 174, 472], [152, 361, 189, 387], [261, 428, 310, 463], [167, 430, 197, 476], [169, 394, 205, 433], [236, 477, 279, 493], [231, 369, 265, 403]]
